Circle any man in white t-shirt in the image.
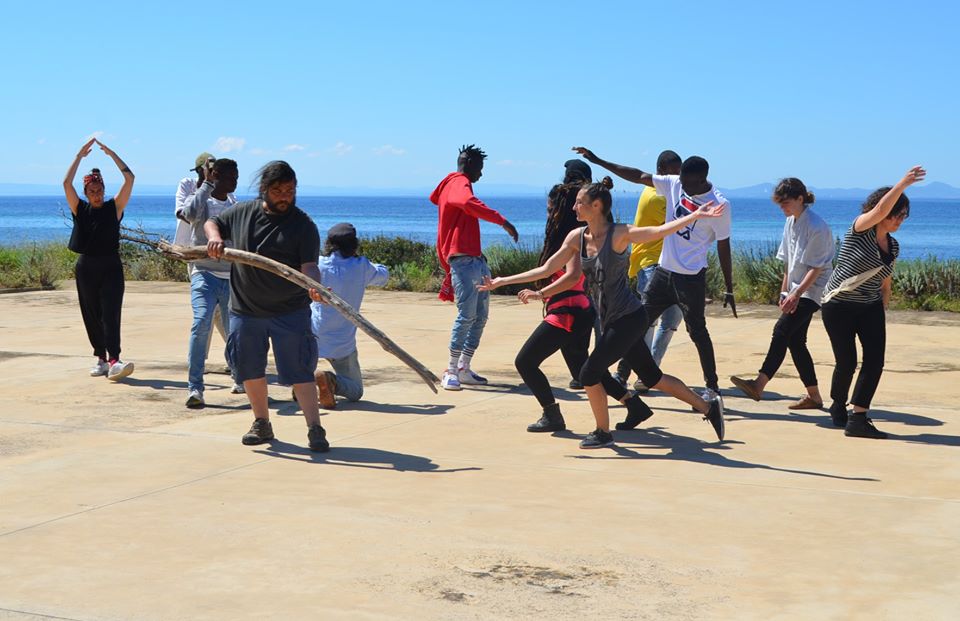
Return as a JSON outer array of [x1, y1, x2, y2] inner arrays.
[[180, 158, 241, 408], [572, 148, 736, 398]]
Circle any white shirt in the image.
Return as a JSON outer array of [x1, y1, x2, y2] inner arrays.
[[173, 177, 197, 246], [652, 174, 732, 274], [777, 207, 834, 303]]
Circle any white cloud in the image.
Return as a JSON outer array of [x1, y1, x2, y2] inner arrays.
[[326, 141, 354, 157], [283, 144, 307, 152], [373, 144, 406, 156], [214, 136, 246, 153], [248, 147, 268, 156]]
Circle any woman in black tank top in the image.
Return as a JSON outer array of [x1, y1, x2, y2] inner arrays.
[[63, 138, 136, 381], [481, 177, 727, 449]]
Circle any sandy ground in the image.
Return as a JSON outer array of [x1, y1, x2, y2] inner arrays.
[[0, 282, 958, 620]]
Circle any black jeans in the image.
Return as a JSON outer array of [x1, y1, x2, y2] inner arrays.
[[821, 300, 885, 409], [75, 254, 125, 360], [579, 307, 664, 391], [759, 297, 820, 387], [643, 267, 717, 389]]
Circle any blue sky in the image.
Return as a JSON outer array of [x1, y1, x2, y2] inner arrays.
[[4, 0, 958, 192]]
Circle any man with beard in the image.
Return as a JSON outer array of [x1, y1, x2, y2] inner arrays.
[[204, 161, 329, 452]]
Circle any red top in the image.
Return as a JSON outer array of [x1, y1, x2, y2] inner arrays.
[[543, 271, 592, 332], [430, 172, 507, 302]]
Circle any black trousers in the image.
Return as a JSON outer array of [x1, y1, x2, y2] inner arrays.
[[75, 254, 125, 360], [759, 297, 820, 387], [821, 300, 885, 409], [579, 307, 664, 391], [514, 309, 612, 407], [643, 267, 718, 389]]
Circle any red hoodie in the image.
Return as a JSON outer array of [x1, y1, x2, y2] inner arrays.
[[429, 172, 507, 301]]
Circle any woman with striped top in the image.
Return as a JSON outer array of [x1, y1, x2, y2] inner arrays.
[[821, 166, 926, 438]]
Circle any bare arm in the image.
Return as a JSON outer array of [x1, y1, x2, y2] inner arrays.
[[478, 228, 581, 291], [516, 253, 583, 304], [717, 238, 737, 317], [63, 139, 95, 213], [96, 140, 135, 217], [615, 201, 725, 251], [571, 147, 654, 186], [854, 166, 925, 233], [780, 266, 824, 314], [205, 220, 225, 258]]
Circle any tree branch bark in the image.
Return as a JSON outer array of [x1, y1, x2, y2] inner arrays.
[[156, 242, 440, 393]]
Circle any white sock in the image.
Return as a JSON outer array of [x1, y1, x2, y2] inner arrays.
[[458, 350, 474, 371], [448, 350, 461, 374]]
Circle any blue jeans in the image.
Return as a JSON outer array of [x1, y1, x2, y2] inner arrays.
[[448, 256, 491, 354], [187, 271, 231, 392], [324, 349, 364, 402]]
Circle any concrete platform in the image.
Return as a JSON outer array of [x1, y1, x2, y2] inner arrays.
[[1, 283, 958, 620]]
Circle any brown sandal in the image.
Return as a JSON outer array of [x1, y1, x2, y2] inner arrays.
[[788, 395, 823, 410]]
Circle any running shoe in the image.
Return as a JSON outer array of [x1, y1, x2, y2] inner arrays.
[[185, 389, 205, 409], [579, 428, 615, 449], [457, 367, 488, 385], [703, 397, 725, 441], [89, 359, 109, 377], [107, 360, 134, 381], [441, 371, 462, 391], [241, 419, 274, 445], [230, 382, 245, 394], [308, 423, 330, 452]]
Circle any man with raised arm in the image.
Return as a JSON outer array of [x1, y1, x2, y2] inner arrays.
[[430, 144, 519, 391], [572, 146, 736, 400]]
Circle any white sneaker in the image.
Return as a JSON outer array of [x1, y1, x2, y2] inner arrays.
[[230, 383, 245, 394], [441, 371, 462, 391], [457, 367, 488, 386], [107, 360, 135, 382], [693, 388, 722, 412], [89, 359, 109, 377], [185, 389, 205, 409]]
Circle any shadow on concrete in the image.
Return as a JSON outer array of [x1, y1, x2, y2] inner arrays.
[[121, 377, 190, 390], [274, 399, 451, 417], [729, 405, 944, 430], [886, 432, 960, 447], [569, 426, 879, 481], [254, 440, 482, 473]]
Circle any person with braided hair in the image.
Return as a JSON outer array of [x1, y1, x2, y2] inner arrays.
[[480, 177, 726, 449], [430, 144, 519, 391]]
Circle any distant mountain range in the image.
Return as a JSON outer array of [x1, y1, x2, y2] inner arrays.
[[2, 181, 959, 199]]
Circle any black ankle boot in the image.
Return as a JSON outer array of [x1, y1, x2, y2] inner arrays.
[[615, 394, 654, 430], [527, 403, 566, 433], [845, 412, 887, 439], [829, 401, 849, 428]]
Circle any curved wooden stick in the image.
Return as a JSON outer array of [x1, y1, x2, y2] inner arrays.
[[158, 242, 439, 393]]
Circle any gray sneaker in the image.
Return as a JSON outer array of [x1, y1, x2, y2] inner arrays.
[[185, 389, 205, 409], [241, 419, 274, 445]]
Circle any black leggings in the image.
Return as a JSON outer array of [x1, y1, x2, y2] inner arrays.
[[514, 309, 627, 407], [759, 297, 820, 387], [579, 307, 664, 391], [75, 254, 125, 360], [821, 300, 885, 409]]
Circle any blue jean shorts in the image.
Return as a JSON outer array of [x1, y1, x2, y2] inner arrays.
[[227, 307, 318, 385]]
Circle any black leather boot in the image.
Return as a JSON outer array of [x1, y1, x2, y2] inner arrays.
[[527, 403, 566, 433]]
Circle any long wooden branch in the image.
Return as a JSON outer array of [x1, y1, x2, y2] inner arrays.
[[156, 241, 439, 393]]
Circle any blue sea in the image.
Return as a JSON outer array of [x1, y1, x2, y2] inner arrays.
[[1, 193, 957, 260]]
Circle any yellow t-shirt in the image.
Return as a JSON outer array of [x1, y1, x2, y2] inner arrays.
[[628, 186, 667, 277]]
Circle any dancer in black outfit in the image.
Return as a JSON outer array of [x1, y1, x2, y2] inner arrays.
[[63, 138, 136, 381], [481, 177, 726, 449], [821, 166, 925, 438]]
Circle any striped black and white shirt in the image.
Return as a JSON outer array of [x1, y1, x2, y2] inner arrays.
[[823, 225, 898, 304]]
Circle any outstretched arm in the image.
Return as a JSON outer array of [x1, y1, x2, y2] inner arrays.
[[63, 139, 96, 214], [616, 201, 725, 250], [478, 228, 580, 291], [96, 140, 135, 217], [571, 146, 654, 186], [854, 166, 925, 232], [516, 253, 583, 304]]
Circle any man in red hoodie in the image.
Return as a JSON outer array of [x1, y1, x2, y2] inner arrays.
[[430, 144, 518, 391]]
